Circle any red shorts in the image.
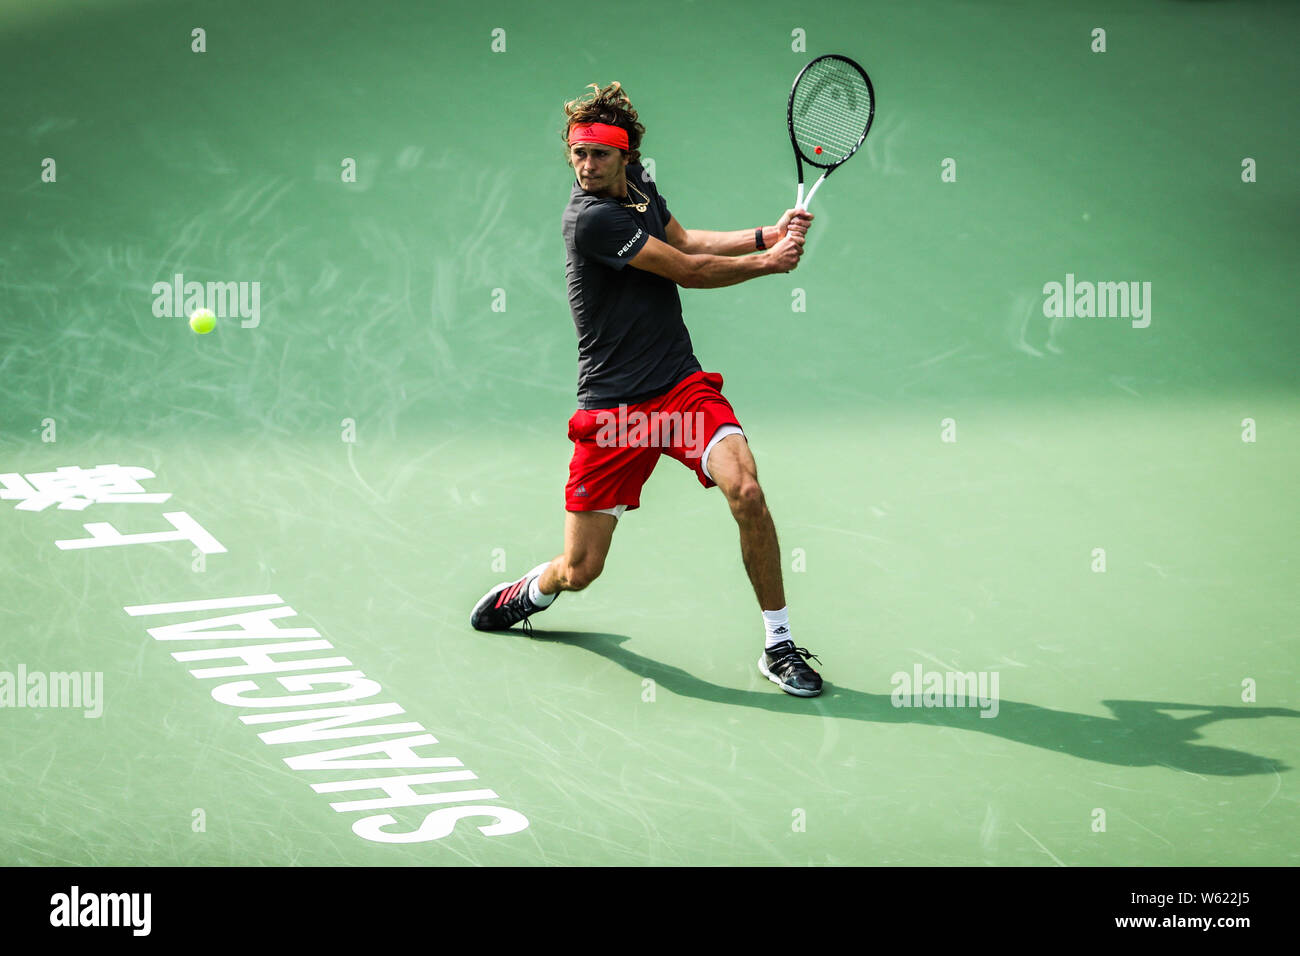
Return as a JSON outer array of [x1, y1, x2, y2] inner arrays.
[[565, 370, 743, 512]]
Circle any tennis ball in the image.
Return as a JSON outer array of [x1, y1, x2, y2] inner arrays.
[[189, 308, 216, 334]]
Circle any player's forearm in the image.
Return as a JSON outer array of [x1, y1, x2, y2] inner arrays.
[[681, 251, 778, 289], [682, 227, 776, 257]]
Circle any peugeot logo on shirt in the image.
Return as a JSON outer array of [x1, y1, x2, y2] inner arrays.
[[617, 228, 643, 257]]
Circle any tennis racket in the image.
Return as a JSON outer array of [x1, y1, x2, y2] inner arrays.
[[787, 54, 875, 211]]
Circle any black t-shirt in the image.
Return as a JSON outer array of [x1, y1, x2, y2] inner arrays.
[[562, 163, 702, 409]]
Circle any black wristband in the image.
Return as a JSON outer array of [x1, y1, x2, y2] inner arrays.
[[755, 227, 766, 250]]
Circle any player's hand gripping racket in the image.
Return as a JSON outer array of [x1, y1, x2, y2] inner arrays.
[[788, 54, 875, 211]]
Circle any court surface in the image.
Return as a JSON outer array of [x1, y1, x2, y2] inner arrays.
[[1, 0, 1297, 866]]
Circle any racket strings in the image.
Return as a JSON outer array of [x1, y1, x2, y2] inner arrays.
[[791, 61, 872, 163]]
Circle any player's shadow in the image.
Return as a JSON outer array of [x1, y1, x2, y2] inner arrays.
[[527, 630, 1297, 776]]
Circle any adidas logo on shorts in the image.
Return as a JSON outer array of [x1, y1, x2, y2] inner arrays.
[[575, 484, 588, 496]]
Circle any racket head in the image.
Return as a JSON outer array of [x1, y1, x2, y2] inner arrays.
[[787, 54, 875, 171]]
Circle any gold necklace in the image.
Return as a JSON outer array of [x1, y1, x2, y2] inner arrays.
[[621, 181, 650, 213]]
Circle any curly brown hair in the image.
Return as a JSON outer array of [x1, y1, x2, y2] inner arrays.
[[561, 81, 646, 165]]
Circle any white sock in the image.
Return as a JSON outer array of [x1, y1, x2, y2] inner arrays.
[[527, 562, 556, 608], [763, 607, 791, 649]]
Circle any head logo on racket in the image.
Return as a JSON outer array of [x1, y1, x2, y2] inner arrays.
[[786, 54, 875, 211]]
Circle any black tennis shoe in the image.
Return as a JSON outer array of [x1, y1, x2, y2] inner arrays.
[[759, 640, 823, 697], [470, 571, 548, 633]]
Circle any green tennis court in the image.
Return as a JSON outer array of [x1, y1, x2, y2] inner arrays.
[[2, 0, 1297, 867]]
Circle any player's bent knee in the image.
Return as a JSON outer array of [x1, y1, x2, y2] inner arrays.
[[566, 560, 603, 591], [560, 551, 605, 591], [727, 479, 765, 516]]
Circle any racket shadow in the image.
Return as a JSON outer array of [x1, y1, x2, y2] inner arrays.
[[524, 629, 1297, 777]]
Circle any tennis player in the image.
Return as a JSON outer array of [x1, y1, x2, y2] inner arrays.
[[471, 82, 823, 696]]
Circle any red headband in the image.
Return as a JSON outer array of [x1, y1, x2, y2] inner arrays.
[[568, 122, 629, 151]]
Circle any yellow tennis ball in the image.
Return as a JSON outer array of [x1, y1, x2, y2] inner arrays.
[[189, 308, 216, 334]]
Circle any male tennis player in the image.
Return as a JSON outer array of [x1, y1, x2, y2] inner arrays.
[[470, 82, 823, 696]]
